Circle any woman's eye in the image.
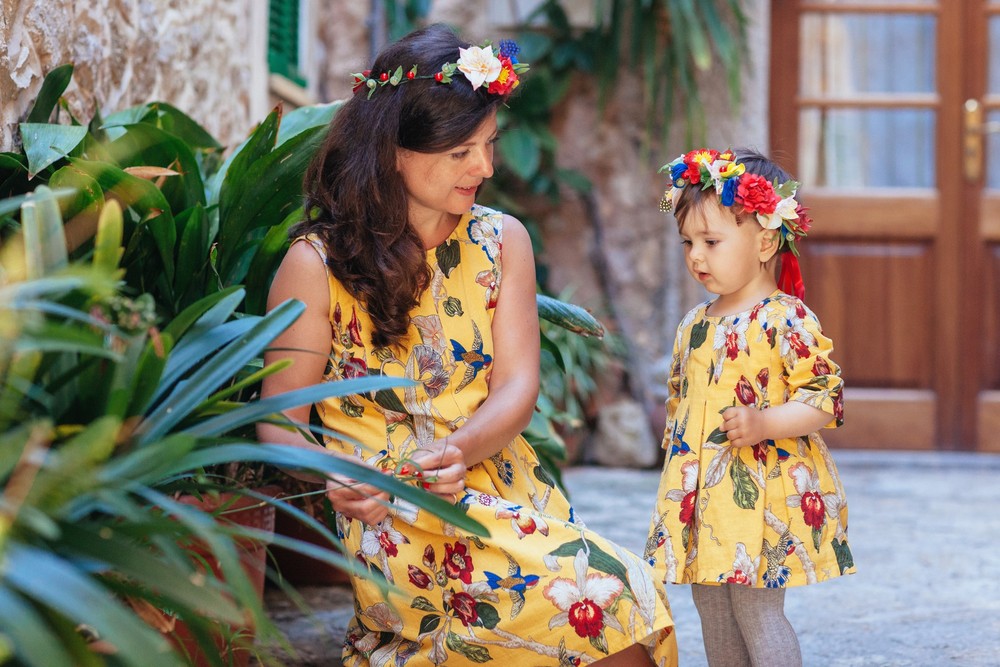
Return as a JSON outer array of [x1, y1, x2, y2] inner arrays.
[[451, 150, 470, 160]]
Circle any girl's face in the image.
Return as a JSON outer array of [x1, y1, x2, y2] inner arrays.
[[679, 200, 777, 308], [397, 111, 498, 224]]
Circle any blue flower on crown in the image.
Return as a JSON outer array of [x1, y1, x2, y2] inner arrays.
[[721, 177, 738, 207], [499, 39, 520, 63], [670, 161, 688, 185]]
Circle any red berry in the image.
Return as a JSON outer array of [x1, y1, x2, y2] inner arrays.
[[434, 72, 444, 82], [407, 71, 416, 80], [380, 72, 389, 82]]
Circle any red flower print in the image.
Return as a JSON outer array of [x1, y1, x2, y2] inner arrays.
[[342, 355, 368, 379], [568, 599, 604, 638], [347, 308, 363, 346], [378, 531, 398, 557], [333, 302, 343, 327], [794, 301, 807, 319], [444, 541, 474, 584], [756, 368, 769, 390], [735, 375, 757, 406], [450, 592, 480, 626], [813, 357, 832, 377], [727, 570, 750, 585], [408, 565, 432, 589], [736, 173, 779, 215], [801, 491, 826, 530], [724, 329, 743, 360], [514, 514, 538, 536], [833, 393, 844, 423], [751, 442, 768, 463], [786, 332, 810, 359], [679, 490, 698, 526], [423, 545, 436, 568]]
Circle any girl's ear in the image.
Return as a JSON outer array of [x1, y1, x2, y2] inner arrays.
[[759, 229, 780, 263]]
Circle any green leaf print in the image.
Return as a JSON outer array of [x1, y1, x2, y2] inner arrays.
[[474, 602, 501, 629], [706, 426, 729, 445], [730, 456, 759, 509], [436, 239, 461, 277], [832, 536, 855, 574], [411, 596, 437, 612], [590, 630, 610, 655], [532, 464, 556, 488], [443, 296, 464, 317], [689, 320, 710, 350], [812, 526, 822, 552], [446, 631, 493, 662], [418, 613, 442, 635], [681, 524, 691, 551], [339, 397, 363, 418], [372, 384, 406, 413], [547, 540, 629, 586]]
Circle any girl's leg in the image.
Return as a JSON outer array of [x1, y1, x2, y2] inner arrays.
[[690, 584, 751, 667], [729, 586, 802, 667], [590, 642, 655, 667]]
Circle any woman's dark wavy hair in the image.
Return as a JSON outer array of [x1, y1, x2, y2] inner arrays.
[[293, 24, 505, 349]]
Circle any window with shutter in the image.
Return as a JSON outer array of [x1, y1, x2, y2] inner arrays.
[[268, 0, 306, 87]]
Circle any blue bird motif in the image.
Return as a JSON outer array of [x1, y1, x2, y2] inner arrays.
[[483, 549, 541, 620], [450, 320, 492, 393]]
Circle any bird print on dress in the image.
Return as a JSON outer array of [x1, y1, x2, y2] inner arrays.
[[761, 529, 795, 588], [483, 548, 542, 620], [450, 320, 492, 392]]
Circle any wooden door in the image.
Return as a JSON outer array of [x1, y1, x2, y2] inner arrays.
[[770, 1, 1000, 450]]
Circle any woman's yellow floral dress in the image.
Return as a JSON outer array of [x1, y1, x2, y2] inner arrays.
[[301, 205, 677, 666], [644, 292, 855, 589]]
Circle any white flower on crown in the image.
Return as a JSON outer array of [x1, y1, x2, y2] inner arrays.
[[456, 45, 502, 90], [757, 194, 800, 230]]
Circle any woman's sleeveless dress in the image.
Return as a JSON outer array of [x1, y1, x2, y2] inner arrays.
[[301, 204, 677, 666], [644, 292, 855, 589]]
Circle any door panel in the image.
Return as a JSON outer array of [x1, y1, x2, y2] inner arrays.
[[771, 1, 996, 450]]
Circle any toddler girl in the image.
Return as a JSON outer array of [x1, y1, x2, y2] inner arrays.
[[644, 148, 855, 666]]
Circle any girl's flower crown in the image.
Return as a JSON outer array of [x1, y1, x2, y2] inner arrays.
[[658, 149, 814, 298], [352, 39, 529, 99], [658, 149, 812, 257]]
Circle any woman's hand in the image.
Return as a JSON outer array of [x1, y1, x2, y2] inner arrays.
[[404, 439, 468, 504], [325, 472, 392, 526]]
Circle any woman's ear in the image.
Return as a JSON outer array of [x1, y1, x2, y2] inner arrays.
[[759, 229, 780, 263]]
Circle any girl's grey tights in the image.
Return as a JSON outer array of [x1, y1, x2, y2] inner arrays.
[[690, 583, 802, 667]]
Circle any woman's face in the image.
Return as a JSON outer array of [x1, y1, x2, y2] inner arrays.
[[396, 111, 498, 223]]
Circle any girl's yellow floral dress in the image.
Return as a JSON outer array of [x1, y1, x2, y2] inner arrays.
[[644, 292, 855, 589], [301, 205, 677, 666]]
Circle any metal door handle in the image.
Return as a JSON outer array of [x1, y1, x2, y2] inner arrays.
[[965, 99, 1000, 182]]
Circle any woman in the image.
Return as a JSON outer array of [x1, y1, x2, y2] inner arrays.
[[258, 24, 677, 666]]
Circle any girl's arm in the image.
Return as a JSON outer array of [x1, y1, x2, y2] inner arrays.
[[427, 214, 540, 469], [721, 401, 831, 448]]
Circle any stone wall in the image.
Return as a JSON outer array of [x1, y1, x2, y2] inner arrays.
[[0, 0, 264, 149]]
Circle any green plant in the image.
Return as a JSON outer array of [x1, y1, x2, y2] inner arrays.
[[0, 186, 486, 666]]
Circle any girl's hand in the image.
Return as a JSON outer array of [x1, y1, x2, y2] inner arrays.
[[720, 406, 770, 448], [325, 473, 392, 526], [404, 439, 468, 504]]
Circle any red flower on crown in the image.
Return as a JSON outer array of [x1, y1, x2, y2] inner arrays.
[[736, 173, 779, 216]]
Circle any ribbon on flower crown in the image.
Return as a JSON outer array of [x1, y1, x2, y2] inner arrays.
[[658, 149, 813, 299]]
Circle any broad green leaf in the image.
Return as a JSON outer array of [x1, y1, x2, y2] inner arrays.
[[173, 204, 210, 309], [497, 127, 541, 181], [216, 125, 326, 284], [19, 185, 67, 278], [161, 285, 244, 341], [92, 199, 124, 273], [105, 123, 206, 213], [48, 165, 105, 249], [182, 375, 413, 438], [25, 64, 74, 124], [0, 587, 77, 667], [135, 299, 305, 443], [276, 101, 342, 146], [19, 124, 88, 178], [243, 205, 301, 315], [536, 294, 604, 337], [4, 544, 181, 667]]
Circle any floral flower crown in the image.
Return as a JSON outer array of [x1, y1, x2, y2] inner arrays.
[[352, 39, 528, 99], [658, 149, 814, 298], [658, 149, 812, 257]]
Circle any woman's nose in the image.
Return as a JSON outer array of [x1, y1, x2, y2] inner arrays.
[[472, 146, 494, 178]]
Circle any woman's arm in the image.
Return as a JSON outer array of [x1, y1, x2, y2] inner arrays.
[[430, 214, 540, 468], [258, 241, 395, 525]]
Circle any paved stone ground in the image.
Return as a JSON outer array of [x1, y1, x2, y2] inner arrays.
[[260, 450, 1000, 666]]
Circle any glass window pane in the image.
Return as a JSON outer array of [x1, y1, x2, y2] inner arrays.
[[988, 111, 1000, 191], [799, 108, 936, 188], [991, 17, 1000, 95], [800, 14, 936, 96]]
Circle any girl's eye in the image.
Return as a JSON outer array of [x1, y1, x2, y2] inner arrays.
[[680, 239, 692, 246], [706, 240, 719, 246]]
